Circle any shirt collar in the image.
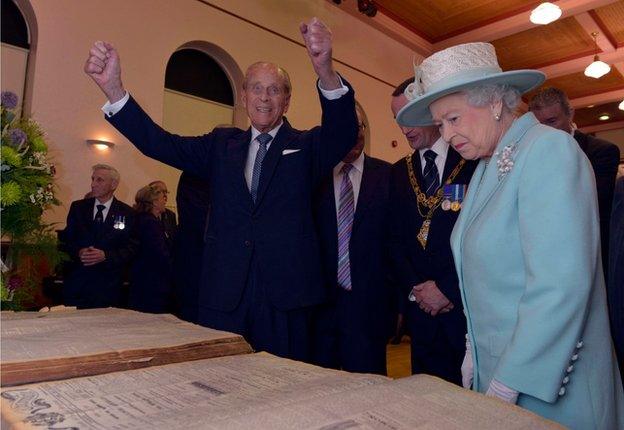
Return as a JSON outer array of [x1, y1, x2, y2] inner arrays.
[[95, 196, 113, 209], [250, 122, 283, 143], [418, 137, 449, 159], [335, 150, 365, 175]]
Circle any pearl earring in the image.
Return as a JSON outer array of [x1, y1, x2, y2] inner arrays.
[[494, 113, 501, 121]]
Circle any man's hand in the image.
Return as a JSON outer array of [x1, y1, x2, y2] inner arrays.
[[80, 246, 106, 266], [410, 280, 452, 316], [299, 18, 340, 90], [84, 41, 126, 103]]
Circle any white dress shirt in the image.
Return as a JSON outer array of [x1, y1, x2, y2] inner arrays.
[[333, 150, 365, 217], [102, 79, 349, 193], [418, 137, 449, 183], [92, 197, 113, 221]]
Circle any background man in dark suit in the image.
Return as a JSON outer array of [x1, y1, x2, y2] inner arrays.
[[62, 164, 135, 308], [609, 175, 624, 380], [83, 18, 358, 361], [171, 172, 210, 324], [529, 87, 620, 274], [389, 79, 477, 385], [313, 109, 393, 375]]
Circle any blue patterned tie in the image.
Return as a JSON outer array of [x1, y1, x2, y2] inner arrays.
[[94, 204, 106, 223], [250, 133, 272, 203], [423, 149, 440, 196], [337, 163, 354, 291]]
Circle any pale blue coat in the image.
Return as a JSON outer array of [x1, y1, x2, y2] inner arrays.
[[450, 112, 624, 429]]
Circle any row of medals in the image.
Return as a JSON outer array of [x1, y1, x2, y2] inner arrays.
[[441, 199, 461, 212]]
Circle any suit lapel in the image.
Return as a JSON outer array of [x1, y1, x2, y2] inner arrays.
[[353, 156, 374, 232], [461, 113, 540, 235], [228, 129, 253, 209], [254, 118, 295, 208]]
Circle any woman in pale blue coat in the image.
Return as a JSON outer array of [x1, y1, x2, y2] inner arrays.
[[396, 42, 623, 429]]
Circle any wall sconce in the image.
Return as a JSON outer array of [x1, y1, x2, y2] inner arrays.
[[86, 139, 115, 151], [584, 32, 611, 79], [619, 100, 624, 111], [529, 3, 561, 25]]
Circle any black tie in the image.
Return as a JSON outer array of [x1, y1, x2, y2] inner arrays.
[[94, 204, 106, 223], [423, 150, 440, 196]]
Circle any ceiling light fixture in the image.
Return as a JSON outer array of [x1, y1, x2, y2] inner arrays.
[[86, 139, 115, 151], [584, 32, 611, 79], [529, 2, 562, 25], [598, 114, 610, 121]]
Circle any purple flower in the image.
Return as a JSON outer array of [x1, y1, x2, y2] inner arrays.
[[7, 275, 23, 291], [8, 128, 27, 147], [1, 91, 18, 110]]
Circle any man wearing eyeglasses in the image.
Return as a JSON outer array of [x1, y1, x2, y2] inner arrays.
[[312, 108, 394, 375], [84, 18, 358, 361]]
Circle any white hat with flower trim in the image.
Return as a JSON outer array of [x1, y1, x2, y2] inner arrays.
[[396, 42, 545, 126]]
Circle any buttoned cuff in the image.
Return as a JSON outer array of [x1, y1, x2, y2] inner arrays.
[[318, 76, 348, 100], [101, 91, 130, 117]]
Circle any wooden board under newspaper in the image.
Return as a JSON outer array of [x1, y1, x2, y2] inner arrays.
[[0, 308, 252, 387], [0, 353, 563, 430]]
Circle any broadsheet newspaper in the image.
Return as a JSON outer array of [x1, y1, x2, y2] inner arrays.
[[1, 353, 562, 429]]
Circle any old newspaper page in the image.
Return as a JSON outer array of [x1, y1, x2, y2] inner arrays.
[[1, 308, 251, 386], [1, 352, 561, 429]]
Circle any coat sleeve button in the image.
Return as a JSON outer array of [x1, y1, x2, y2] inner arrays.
[[558, 387, 566, 396]]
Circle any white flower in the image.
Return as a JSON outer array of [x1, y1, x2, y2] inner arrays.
[[495, 145, 515, 179]]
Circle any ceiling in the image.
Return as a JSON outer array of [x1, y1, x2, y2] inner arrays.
[[333, 0, 624, 132]]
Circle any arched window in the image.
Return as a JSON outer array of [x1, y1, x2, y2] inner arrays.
[[1, 0, 31, 113], [162, 45, 244, 136]]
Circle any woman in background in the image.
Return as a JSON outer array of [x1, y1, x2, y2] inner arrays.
[[396, 42, 623, 429], [129, 185, 173, 313]]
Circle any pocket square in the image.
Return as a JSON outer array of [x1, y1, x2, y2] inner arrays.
[[282, 149, 301, 155]]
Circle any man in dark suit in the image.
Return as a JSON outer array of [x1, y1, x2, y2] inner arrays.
[[172, 172, 210, 323], [529, 87, 620, 274], [389, 78, 477, 385], [83, 18, 358, 361], [609, 175, 624, 379], [62, 164, 135, 308], [313, 109, 393, 375], [148, 180, 177, 249]]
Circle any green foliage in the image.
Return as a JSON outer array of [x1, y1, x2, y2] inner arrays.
[[1, 91, 65, 310]]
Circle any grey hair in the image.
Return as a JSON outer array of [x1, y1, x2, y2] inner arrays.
[[243, 62, 292, 95], [465, 84, 521, 111], [92, 164, 120, 183]]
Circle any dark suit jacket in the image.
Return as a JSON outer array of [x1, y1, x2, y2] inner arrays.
[[314, 155, 394, 344], [160, 208, 177, 249], [389, 148, 477, 348], [173, 172, 211, 323], [62, 197, 135, 308], [107, 84, 358, 313], [609, 176, 624, 373], [574, 130, 620, 272], [129, 212, 173, 313]]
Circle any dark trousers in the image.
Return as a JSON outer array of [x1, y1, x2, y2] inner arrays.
[[198, 255, 312, 362], [313, 288, 387, 375], [406, 305, 465, 386]]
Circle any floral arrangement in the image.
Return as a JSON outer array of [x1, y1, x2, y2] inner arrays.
[[1, 90, 65, 309]]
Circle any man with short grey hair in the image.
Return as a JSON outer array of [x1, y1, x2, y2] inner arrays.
[[529, 87, 620, 274], [62, 164, 135, 308]]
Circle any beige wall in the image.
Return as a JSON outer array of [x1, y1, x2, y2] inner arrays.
[[11, 0, 417, 226], [595, 128, 624, 159]]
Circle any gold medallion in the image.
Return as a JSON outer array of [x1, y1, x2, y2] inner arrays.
[[451, 201, 461, 212], [417, 219, 431, 248]]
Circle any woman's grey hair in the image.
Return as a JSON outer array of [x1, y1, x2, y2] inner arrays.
[[133, 185, 161, 213], [465, 84, 521, 111]]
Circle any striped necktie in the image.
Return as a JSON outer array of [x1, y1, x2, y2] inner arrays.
[[337, 163, 354, 291], [423, 149, 440, 196], [250, 133, 272, 203]]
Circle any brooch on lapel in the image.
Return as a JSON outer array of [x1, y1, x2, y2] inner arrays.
[[494, 145, 515, 180]]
